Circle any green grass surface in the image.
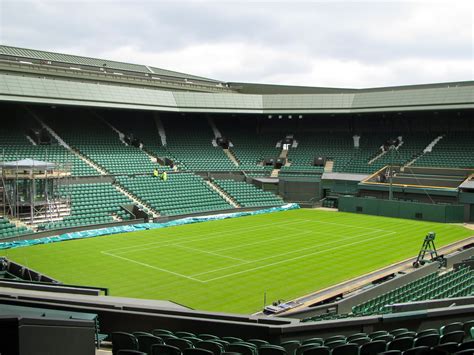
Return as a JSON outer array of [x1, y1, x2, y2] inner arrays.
[[3, 209, 472, 314]]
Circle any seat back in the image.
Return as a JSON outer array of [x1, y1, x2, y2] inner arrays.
[[196, 341, 224, 355], [137, 334, 164, 354], [331, 343, 358, 355], [360, 340, 387, 355], [259, 344, 287, 355], [112, 332, 139, 355], [151, 344, 183, 355]]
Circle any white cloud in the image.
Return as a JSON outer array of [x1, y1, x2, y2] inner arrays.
[[1, 0, 473, 87]]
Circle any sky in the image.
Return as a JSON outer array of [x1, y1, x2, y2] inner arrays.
[[0, 0, 473, 88]]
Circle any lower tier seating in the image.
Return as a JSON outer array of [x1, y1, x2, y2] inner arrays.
[[303, 266, 474, 322], [213, 179, 284, 208], [0, 216, 30, 239], [116, 173, 232, 217], [110, 320, 474, 355], [39, 183, 133, 230]]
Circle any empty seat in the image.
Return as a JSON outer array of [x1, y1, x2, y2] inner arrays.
[[360, 340, 387, 355], [137, 334, 164, 354], [441, 322, 464, 335], [280, 341, 301, 355], [413, 334, 439, 348], [440, 331, 465, 344], [151, 344, 182, 355], [387, 337, 414, 352], [183, 349, 214, 355], [112, 332, 139, 355], [195, 341, 224, 355], [258, 344, 287, 355], [166, 338, 194, 351], [331, 343, 358, 355]]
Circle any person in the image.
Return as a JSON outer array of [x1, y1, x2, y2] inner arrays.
[[153, 168, 159, 178], [162, 171, 168, 182], [172, 164, 178, 172]]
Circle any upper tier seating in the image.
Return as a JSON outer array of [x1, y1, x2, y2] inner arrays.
[[367, 134, 436, 173], [46, 116, 159, 175], [39, 183, 133, 230], [103, 116, 173, 172], [0, 121, 98, 176], [213, 179, 284, 208], [217, 120, 280, 172], [157, 118, 238, 171], [414, 132, 474, 169], [116, 173, 232, 216]]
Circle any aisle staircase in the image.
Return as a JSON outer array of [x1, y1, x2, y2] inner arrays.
[[113, 184, 160, 218], [224, 149, 240, 166], [405, 135, 444, 167], [33, 114, 107, 175], [324, 160, 334, 173], [205, 180, 240, 208]]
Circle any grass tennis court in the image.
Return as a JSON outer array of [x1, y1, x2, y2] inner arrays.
[[3, 209, 472, 314]]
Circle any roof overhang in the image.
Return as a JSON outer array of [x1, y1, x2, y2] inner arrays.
[[1, 73, 473, 114]]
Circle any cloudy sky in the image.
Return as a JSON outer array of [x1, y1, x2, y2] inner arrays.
[[1, 0, 473, 88]]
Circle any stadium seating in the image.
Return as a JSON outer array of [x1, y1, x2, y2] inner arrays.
[[217, 119, 281, 172], [148, 118, 239, 171], [0, 216, 30, 239], [109, 320, 474, 355], [116, 173, 232, 216], [352, 267, 473, 315], [281, 133, 355, 175], [303, 266, 474, 322], [45, 115, 159, 175], [367, 134, 435, 173], [213, 179, 284, 207], [0, 121, 98, 176], [414, 132, 474, 169], [39, 183, 133, 230]]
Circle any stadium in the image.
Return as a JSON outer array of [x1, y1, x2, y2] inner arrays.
[[0, 44, 473, 355]]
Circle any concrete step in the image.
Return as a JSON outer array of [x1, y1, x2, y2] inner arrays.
[[324, 160, 334, 172], [206, 180, 239, 208], [113, 184, 160, 218], [223, 149, 240, 166]]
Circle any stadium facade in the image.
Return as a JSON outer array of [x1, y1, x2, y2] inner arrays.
[[0, 45, 473, 355]]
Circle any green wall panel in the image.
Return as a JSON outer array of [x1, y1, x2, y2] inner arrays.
[[339, 196, 465, 223]]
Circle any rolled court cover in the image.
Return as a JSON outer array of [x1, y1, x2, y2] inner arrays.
[[0, 204, 300, 250]]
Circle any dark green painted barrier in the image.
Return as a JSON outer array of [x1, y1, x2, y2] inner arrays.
[[339, 196, 464, 222]]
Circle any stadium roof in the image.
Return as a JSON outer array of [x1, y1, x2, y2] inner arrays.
[[0, 45, 221, 84], [0, 45, 473, 113]]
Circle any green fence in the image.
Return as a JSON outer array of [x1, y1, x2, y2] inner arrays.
[[339, 196, 465, 223]]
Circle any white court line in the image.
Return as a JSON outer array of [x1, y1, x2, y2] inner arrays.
[[101, 216, 398, 283], [212, 228, 321, 253], [191, 229, 394, 278], [174, 244, 249, 262], [200, 231, 397, 282], [295, 218, 394, 233], [103, 219, 304, 255], [100, 251, 205, 283]]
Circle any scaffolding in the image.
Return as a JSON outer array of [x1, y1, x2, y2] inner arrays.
[[0, 158, 71, 226]]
